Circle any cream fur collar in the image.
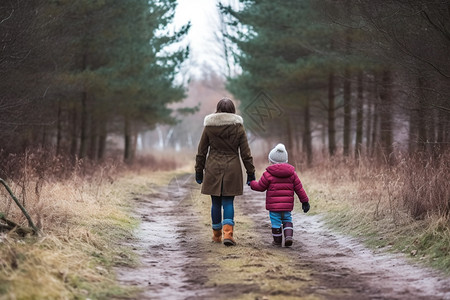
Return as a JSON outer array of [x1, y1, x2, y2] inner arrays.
[[204, 113, 243, 126]]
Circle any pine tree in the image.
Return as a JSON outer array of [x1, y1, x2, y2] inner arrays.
[[221, 0, 336, 164], [0, 0, 189, 161], [105, 0, 189, 162]]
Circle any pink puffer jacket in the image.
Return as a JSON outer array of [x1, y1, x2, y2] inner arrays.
[[250, 163, 309, 212]]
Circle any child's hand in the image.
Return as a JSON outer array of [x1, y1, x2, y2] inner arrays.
[[302, 202, 310, 213]]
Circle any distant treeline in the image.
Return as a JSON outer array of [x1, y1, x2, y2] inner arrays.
[[0, 0, 189, 163], [220, 0, 450, 165]]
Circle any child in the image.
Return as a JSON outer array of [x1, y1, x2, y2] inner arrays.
[[249, 143, 309, 247]]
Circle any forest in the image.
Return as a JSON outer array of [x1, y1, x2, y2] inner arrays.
[[220, 1, 449, 165], [0, 0, 189, 164], [0, 0, 449, 299], [1, 1, 448, 163]]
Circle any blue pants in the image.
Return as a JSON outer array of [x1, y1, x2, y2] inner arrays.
[[269, 211, 292, 228], [211, 195, 235, 229]]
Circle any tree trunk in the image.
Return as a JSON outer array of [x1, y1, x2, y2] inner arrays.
[[303, 99, 312, 166], [408, 107, 418, 154], [365, 93, 373, 153], [436, 108, 445, 153], [132, 130, 138, 160], [379, 69, 394, 163], [297, 110, 303, 155], [97, 117, 107, 160], [70, 105, 78, 159], [78, 90, 89, 159], [427, 109, 437, 155], [355, 71, 363, 158], [124, 116, 133, 164], [285, 114, 296, 163], [218, 7, 232, 77], [416, 76, 427, 152], [88, 114, 98, 160], [78, 53, 89, 159], [328, 72, 336, 156], [370, 102, 379, 157], [369, 74, 380, 157], [56, 99, 62, 156], [430, 109, 439, 158], [295, 111, 301, 156], [343, 27, 352, 157], [343, 67, 351, 157]]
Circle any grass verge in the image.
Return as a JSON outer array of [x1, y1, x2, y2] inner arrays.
[[299, 159, 450, 275], [0, 167, 181, 299]]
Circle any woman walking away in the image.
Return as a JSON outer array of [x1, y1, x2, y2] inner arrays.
[[195, 98, 255, 246], [249, 143, 309, 247]]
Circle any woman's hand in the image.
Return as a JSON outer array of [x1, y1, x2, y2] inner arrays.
[[246, 173, 255, 185], [195, 171, 203, 184]]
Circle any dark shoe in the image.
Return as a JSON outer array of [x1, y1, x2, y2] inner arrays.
[[284, 238, 293, 247], [283, 222, 293, 247], [272, 227, 282, 246]]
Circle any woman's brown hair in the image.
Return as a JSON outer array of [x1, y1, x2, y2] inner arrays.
[[216, 98, 236, 114]]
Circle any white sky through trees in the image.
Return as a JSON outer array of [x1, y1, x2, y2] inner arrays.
[[172, 0, 226, 78]]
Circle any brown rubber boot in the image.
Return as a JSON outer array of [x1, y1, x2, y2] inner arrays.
[[222, 224, 236, 246], [212, 229, 222, 243]]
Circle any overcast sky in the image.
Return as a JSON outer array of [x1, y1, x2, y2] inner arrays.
[[172, 0, 224, 78]]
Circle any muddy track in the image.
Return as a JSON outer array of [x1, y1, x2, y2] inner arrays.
[[117, 174, 450, 299]]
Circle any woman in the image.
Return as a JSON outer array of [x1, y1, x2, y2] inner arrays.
[[195, 98, 255, 246]]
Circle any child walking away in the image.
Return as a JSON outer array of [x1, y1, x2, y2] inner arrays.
[[249, 143, 309, 247]]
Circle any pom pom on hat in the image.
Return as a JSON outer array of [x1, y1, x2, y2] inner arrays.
[[268, 143, 288, 164]]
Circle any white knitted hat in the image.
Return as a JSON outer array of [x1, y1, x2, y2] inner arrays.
[[268, 143, 288, 164]]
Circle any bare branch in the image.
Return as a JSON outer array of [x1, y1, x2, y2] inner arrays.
[[431, 103, 450, 113], [0, 8, 14, 24], [389, 30, 450, 78], [421, 10, 450, 42]]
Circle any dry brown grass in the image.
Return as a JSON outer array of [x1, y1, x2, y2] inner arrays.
[[398, 152, 450, 220], [297, 152, 450, 272], [0, 150, 190, 299]]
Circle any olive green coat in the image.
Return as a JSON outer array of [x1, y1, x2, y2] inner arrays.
[[195, 113, 255, 196]]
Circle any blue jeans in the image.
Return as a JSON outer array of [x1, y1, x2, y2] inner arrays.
[[269, 211, 292, 228], [211, 195, 235, 229]]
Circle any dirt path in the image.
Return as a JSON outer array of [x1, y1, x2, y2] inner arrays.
[[116, 174, 214, 299], [116, 174, 450, 299], [239, 189, 450, 300]]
